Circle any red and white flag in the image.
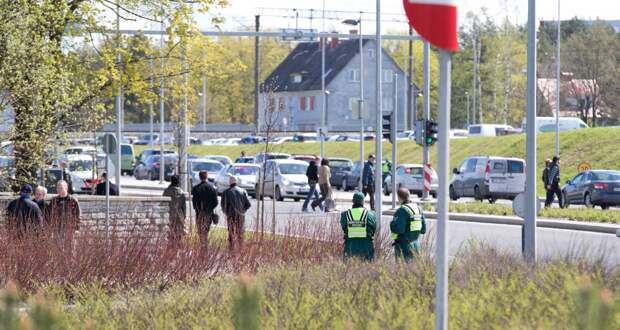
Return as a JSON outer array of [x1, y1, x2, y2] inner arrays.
[[403, 0, 458, 52]]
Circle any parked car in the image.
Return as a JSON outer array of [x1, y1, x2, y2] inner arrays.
[[189, 158, 224, 186], [290, 154, 318, 163], [341, 161, 363, 191], [467, 124, 515, 137], [62, 154, 97, 194], [135, 149, 176, 166], [256, 159, 309, 201], [108, 143, 135, 175], [397, 130, 416, 140], [234, 156, 255, 164], [328, 158, 354, 189], [64, 146, 99, 156], [292, 133, 318, 143], [450, 129, 468, 139], [383, 164, 438, 198], [523, 116, 589, 133], [203, 155, 232, 166], [133, 154, 178, 181], [241, 136, 266, 144], [450, 156, 526, 203], [271, 136, 295, 144], [562, 170, 620, 209], [214, 163, 261, 196], [335, 135, 359, 142], [189, 137, 203, 145], [253, 152, 291, 165], [133, 133, 174, 145]]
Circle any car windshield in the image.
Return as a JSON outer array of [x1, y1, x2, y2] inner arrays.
[[468, 126, 481, 134], [330, 160, 351, 168], [266, 154, 289, 160], [231, 166, 259, 175], [69, 160, 93, 172], [192, 162, 223, 172], [121, 145, 132, 155], [279, 163, 307, 175], [592, 172, 620, 181]]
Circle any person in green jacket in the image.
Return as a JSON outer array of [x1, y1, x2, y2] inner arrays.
[[390, 188, 426, 262], [340, 192, 376, 261]]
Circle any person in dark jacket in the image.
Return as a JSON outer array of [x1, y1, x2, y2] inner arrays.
[[221, 176, 251, 252], [163, 175, 187, 243], [34, 186, 49, 224], [542, 159, 552, 187], [545, 156, 563, 207], [7, 184, 43, 238], [94, 172, 119, 196], [302, 157, 321, 212], [362, 154, 376, 210], [191, 170, 219, 249], [340, 192, 376, 261], [48, 180, 81, 245], [390, 188, 426, 262]]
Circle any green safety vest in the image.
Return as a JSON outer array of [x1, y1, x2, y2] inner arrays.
[[391, 203, 423, 240], [382, 162, 390, 173], [346, 207, 369, 239]]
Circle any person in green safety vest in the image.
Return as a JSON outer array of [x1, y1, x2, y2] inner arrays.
[[340, 192, 376, 261], [390, 187, 426, 262], [382, 160, 392, 182]]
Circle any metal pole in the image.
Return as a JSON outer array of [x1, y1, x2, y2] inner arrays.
[[115, 0, 122, 194], [159, 15, 165, 183], [472, 27, 477, 125], [391, 74, 397, 209], [466, 92, 470, 127], [149, 59, 154, 149], [374, 0, 382, 233], [422, 42, 430, 200], [435, 50, 452, 330], [555, 0, 561, 156], [408, 26, 414, 130], [105, 152, 110, 235], [320, 18, 326, 158], [179, 46, 189, 192], [254, 15, 260, 134], [359, 17, 365, 192], [525, 0, 538, 263], [202, 75, 207, 131]]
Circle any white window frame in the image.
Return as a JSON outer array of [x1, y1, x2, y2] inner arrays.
[[382, 96, 394, 111], [383, 69, 394, 83], [347, 69, 360, 82], [367, 49, 375, 59]]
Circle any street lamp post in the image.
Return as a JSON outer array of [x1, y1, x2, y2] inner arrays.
[[342, 16, 364, 191], [466, 91, 470, 127]]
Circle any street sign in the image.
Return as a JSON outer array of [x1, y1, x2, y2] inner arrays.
[[102, 133, 117, 154], [512, 193, 542, 218], [577, 161, 592, 173], [280, 28, 318, 41]]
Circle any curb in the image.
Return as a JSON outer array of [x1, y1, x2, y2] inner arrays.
[[123, 184, 166, 191], [382, 209, 620, 235]]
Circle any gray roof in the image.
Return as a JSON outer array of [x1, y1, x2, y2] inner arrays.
[[262, 39, 371, 93]]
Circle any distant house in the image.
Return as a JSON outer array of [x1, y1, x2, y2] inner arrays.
[[537, 73, 598, 118], [258, 37, 411, 132]]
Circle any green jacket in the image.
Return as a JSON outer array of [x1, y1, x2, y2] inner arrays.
[[340, 206, 376, 261], [390, 202, 426, 243]]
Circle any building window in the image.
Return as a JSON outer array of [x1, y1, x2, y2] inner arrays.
[[383, 69, 394, 83], [267, 97, 276, 112], [367, 49, 375, 59], [299, 96, 306, 111], [291, 73, 302, 84], [278, 97, 285, 112], [309, 96, 315, 111], [347, 69, 360, 82], [382, 96, 393, 111], [349, 97, 362, 118]]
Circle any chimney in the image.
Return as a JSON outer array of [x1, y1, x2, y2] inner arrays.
[[330, 31, 339, 49]]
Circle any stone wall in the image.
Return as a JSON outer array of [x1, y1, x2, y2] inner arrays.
[[0, 195, 171, 235]]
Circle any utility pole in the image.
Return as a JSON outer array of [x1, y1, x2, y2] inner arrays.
[[115, 0, 122, 194], [159, 14, 165, 183], [179, 44, 189, 192], [149, 59, 154, 150], [422, 41, 430, 200], [320, 1, 326, 159], [391, 74, 398, 209], [202, 76, 207, 131], [555, 0, 561, 156], [525, 0, 538, 263], [466, 91, 470, 127], [408, 26, 414, 130], [254, 15, 260, 135], [472, 25, 477, 125], [374, 0, 383, 233]]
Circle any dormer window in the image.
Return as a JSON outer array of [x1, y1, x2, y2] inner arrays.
[[291, 73, 302, 84]]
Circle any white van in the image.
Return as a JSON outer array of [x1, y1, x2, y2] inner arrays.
[[450, 156, 526, 203], [522, 116, 589, 133], [467, 124, 515, 137]]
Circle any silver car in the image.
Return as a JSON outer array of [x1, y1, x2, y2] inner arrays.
[[383, 164, 438, 198], [214, 163, 261, 196], [256, 159, 309, 201], [189, 159, 224, 186]]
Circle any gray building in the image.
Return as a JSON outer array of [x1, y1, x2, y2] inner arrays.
[[259, 38, 410, 132]]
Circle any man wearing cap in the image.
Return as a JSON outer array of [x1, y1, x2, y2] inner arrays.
[[362, 154, 376, 210], [221, 175, 251, 251], [339, 192, 376, 261], [390, 188, 426, 262], [6, 184, 43, 238]]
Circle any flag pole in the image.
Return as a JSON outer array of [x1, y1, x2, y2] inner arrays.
[[435, 50, 451, 330]]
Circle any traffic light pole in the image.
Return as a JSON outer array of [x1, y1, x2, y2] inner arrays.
[[422, 41, 430, 200], [391, 74, 398, 209]]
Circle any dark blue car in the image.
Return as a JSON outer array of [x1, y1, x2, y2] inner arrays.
[[562, 170, 620, 209]]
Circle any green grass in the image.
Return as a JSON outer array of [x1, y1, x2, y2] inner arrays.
[[5, 244, 619, 329], [420, 202, 620, 224], [137, 127, 620, 197]]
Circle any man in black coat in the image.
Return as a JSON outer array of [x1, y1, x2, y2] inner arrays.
[[221, 176, 251, 252], [6, 184, 43, 238], [94, 172, 119, 196], [191, 170, 219, 249], [302, 157, 321, 212]]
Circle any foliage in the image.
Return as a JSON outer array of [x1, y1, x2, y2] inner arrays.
[[2, 244, 617, 329]]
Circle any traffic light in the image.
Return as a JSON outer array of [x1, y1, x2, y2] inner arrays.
[[425, 120, 438, 146], [382, 113, 394, 144], [414, 120, 425, 146]]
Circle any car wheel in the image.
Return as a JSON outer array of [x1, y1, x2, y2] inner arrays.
[[275, 186, 284, 202], [342, 178, 349, 192], [474, 185, 483, 201], [383, 182, 390, 196], [488, 198, 497, 204], [135, 171, 142, 180], [584, 193, 593, 208], [449, 185, 458, 201], [561, 192, 569, 208], [294, 198, 300, 202], [149, 171, 156, 181]]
